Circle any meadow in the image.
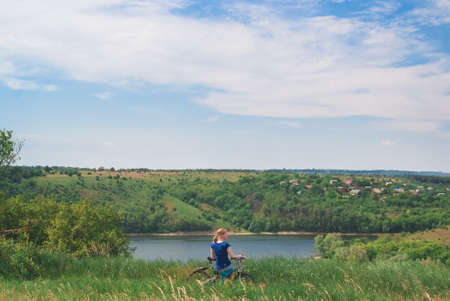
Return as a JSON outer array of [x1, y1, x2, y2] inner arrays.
[[1, 165, 449, 300], [0, 257, 449, 300]]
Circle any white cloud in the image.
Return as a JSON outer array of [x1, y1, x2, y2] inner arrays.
[[367, 1, 401, 15], [93, 92, 113, 100], [0, 1, 449, 135], [2, 77, 59, 91], [206, 115, 220, 122], [380, 139, 395, 146], [43, 84, 59, 91], [3, 78, 39, 90], [410, 0, 450, 25]]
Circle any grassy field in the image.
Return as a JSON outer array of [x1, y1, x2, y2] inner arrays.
[[160, 196, 232, 231], [408, 227, 450, 246], [0, 257, 449, 300], [35, 170, 250, 185]]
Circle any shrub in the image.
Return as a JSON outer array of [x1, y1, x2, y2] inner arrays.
[[334, 245, 368, 263], [346, 245, 369, 263], [315, 234, 345, 258], [363, 238, 449, 265], [0, 239, 42, 279], [0, 239, 75, 280], [334, 247, 349, 261], [45, 200, 129, 257]]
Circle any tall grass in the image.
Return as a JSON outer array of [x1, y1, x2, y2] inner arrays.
[[0, 256, 449, 300]]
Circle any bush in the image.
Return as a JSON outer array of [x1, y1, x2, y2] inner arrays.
[[0, 239, 40, 279], [315, 234, 345, 258], [0, 239, 44, 279], [334, 245, 368, 263], [45, 200, 129, 257], [0, 239, 76, 280], [334, 247, 348, 261], [347, 245, 369, 263], [363, 238, 449, 265]]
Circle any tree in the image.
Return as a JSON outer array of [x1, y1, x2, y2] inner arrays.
[[0, 130, 23, 169], [46, 200, 129, 257]]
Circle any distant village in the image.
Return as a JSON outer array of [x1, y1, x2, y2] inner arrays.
[[279, 175, 450, 198]]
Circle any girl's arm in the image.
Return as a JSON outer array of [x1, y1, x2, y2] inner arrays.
[[210, 247, 216, 260], [227, 247, 237, 259], [227, 247, 247, 259]]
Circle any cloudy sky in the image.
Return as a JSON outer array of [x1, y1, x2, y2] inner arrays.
[[1, 0, 449, 171]]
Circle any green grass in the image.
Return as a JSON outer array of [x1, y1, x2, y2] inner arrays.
[[0, 257, 449, 300], [163, 196, 206, 220], [162, 196, 233, 230], [33, 174, 235, 233]]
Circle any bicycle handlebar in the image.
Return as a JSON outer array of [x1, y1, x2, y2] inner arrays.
[[207, 255, 247, 262]]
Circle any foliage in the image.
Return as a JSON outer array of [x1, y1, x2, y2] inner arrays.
[[0, 129, 22, 169], [0, 197, 129, 258], [335, 245, 369, 263], [363, 237, 450, 265], [315, 233, 450, 265], [2, 169, 448, 234], [46, 200, 129, 257], [314, 234, 345, 258], [0, 239, 47, 279]]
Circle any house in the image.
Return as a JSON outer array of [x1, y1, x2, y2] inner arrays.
[[289, 179, 299, 186], [329, 179, 338, 184], [436, 193, 445, 196], [408, 190, 418, 195], [372, 188, 383, 194], [427, 186, 433, 191], [350, 189, 361, 196], [337, 186, 346, 193], [447, 188, 450, 192], [394, 187, 404, 193], [344, 179, 354, 185], [305, 184, 312, 189], [385, 181, 392, 186], [280, 181, 286, 185], [365, 186, 372, 189]]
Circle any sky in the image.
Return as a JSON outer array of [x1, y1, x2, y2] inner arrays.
[[1, 0, 449, 171]]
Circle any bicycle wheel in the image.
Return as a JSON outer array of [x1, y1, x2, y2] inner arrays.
[[187, 267, 210, 281], [235, 272, 255, 283]]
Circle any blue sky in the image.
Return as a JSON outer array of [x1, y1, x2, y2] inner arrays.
[[1, 0, 449, 171]]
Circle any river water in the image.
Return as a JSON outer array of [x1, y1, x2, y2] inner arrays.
[[129, 235, 317, 261]]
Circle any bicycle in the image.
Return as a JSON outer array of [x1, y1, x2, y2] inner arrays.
[[187, 256, 255, 284]]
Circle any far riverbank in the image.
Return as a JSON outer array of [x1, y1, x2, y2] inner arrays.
[[127, 231, 382, 237]]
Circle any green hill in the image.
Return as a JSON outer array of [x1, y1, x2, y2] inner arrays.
[[1, 168, 449, 234]]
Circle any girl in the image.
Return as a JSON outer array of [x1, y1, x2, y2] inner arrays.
[[209, 228, 245, 283]]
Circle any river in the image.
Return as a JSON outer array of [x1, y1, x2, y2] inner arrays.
[[129, 235, 317, 261]]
